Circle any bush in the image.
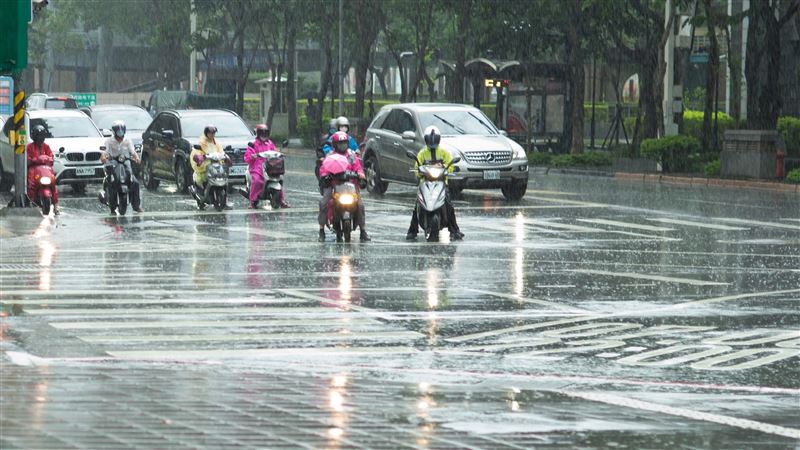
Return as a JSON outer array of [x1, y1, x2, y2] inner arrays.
[[552, 155, 575, 167], [242, 98, 260, 122], [528, 152, 552, 166], [640, 135, 701, 173], [704, 159, 720, 177], [681, 110, 734, 150], [786, 168, 800, 184], [548, 152, 611, 168], [778, 116, 800, 157]]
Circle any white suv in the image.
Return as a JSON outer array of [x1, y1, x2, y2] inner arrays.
[[0, 109, 110, 193]]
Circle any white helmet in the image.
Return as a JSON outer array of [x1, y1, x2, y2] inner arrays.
[[423, 125, 441, 149], [336, 116, 350, 132], [112, 120, 126, 139]]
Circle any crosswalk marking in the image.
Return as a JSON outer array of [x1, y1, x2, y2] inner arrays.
[[108, 347, 420, 359], [577, 218, 675, 232], [26, 307, 361, 316], [50, 318, 383, 330], [647, 217, 748, 231], [569, 269, 729, 286], [712, 217, 800, 231], [79, 331, 423, 344]]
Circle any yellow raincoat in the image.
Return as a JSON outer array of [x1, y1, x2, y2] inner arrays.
[[190, 134, 224, 185]]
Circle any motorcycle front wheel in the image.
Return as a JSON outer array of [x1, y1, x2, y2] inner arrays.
[[117, 192, 128, 215], [40, 196, 51, 215], [342, 219, 352, 243], [427, 213, 440, 242], [212, 187, 226, 212], [268, 189, 280, 209]]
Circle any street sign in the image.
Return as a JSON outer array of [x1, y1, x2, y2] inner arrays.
[[70, 93, 96, 107], [0, 77, 13, 116], [689, 53, 708, 64], [0, 0, 30, 72]]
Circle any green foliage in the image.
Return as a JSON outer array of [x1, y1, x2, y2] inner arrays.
[[550, 152, 612, 168], [704, 159, 721, 177], [640, 135, 702, 173], [681, 110, 735, 150], [778, 116, 800, 158], [527, 152, 552, 166], [242, 98, 260, 122], [786, 168, 800, 184]]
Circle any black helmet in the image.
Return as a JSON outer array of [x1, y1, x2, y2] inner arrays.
[[423, 126, 441, 149], [111, 120, 126, 139], [204, 125, 218, 137], [31, 124, 47, 144]]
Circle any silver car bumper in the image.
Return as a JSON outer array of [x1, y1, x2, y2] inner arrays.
[[447, 159, 529, 188]]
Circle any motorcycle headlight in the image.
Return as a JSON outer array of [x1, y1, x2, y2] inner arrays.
[[427, 167, 445, 179], [338, 193, 355, 205], [40, 176, 52, 185]]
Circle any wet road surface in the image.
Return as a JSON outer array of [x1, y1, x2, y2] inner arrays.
[[1, 150, 799, 449]]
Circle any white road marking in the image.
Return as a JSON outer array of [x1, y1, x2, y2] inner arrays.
[[79, 330, 424, 344], [2, 298, 304, 306], [278, 288, 398, 322], [49, 318, 382, 330], [559, 390, 800, 440], [647, 217, 748, 231], [570, 269, 729, 286], [26, 307, 361, 316], [465, 288, 592, 313], [577, 218, 675, 232], [523, 219, 600, 232], [712, 217, 800, 230], [108, 346, 420, 359], [637, 288, 800, 314], [224, 226, 298, 240], [526, 196, 608, 208]]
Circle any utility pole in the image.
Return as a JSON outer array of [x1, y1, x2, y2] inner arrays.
[[338, 0, 343, 116], [190, 0, 197, 92]]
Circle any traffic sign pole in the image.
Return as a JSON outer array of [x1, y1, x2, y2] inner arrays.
[[13, 88, 26, 207]]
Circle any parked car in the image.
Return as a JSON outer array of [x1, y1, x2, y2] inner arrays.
[[26, 93, 78, 110], [81, 104, 152, 177], [0, 109, 110, 193], [362, 103, 529, 200], [146, 91, 235, 117], [140, 109, 251, 193]]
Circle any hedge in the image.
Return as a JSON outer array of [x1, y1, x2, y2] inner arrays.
[[778, 116, 800, 158], [640, 135, 701, 173], [786, 168, 800, 184], [682, 110, 734, 150], [550, 151, 612, 168], [704, 159, 720, 177]]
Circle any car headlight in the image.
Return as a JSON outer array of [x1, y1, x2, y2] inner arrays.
[[512, 145, 526, 159]]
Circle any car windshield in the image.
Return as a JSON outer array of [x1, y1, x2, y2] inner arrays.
[[92, 109, 152, 131], [30, 116, 101, 138], [181, 115, 252, 138], [417, 110, 498, 136], [44, 99, 77, 109]]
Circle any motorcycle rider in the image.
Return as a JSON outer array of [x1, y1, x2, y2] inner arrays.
[[26, 124, 59, 214], [322, 116, 358, 155], [245, 123, 290, 209], [318, 131, 370, 242], [190, 124, 228, 209], [406, 126, 464, 241], [99, 120, 143, 213]]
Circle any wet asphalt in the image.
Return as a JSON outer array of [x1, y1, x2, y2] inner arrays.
[[1, 149, 799, 449]]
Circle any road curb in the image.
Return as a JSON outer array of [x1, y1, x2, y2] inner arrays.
[[537, 167, 799, 194]]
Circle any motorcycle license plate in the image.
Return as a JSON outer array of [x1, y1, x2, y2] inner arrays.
[[483, 170, 500, 180], [75, 167, 95, 176], [230, 165, 247, 176]]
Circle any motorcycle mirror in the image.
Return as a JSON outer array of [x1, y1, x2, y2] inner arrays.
[[450, 156, 461, 165], [281, 140, 289, 149], [101, 129, 113, 138], [58, 147, 65, 153], [247, 141, 255, 148], [225, 145, 232, 151], [99, 146, 106, 151], [406, 150, 417, 160], [193, 144, 201, 150]]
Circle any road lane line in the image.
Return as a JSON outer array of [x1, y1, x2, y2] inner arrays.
[[445, 317, 593, 343], [278, 288, 398, 322], [569, 269, 729, 286], [559, 391, 800, 440], [647, 217, 748, 231], [49, 318, 383, 330], [108, 347, 420, 359], [79, 331, 424, 344], [712, 217, 800, 230], [632, 288, 800, 315], [1, 298, 305, 306], [464, 288, 592, 313], [26, 307, 362, 316], [576, 218, 675, 232]]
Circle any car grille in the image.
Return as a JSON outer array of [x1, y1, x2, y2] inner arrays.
[[85, 152, 102, 161], [463, 150, 512, 165], [65, 153, 83, 162], [227, 148, 246, 164]]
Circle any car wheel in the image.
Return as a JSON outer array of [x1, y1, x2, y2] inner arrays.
[[0, 160, 13, 192], [175, 160, 190, 194], [143, 156, 160, 191], [71, 183, 87, 195], [501, 179, 527, 201], [364, 154, 388, 195]]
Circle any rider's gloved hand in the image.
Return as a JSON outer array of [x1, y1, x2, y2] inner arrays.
[[192, 154, 205, 166]]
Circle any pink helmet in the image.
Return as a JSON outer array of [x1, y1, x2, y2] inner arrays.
[[331, 131, 350, 154]]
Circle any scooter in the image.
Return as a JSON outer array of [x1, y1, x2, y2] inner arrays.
[[191, 144, 230, 212], [101, 154, 134, 215], [325, 170, 362, 243], [406, 150, 461, 242], [29, 160, 57, 215], [240, 141, 287, 209]]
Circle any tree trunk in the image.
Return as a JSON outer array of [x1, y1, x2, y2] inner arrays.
[[746, 1, 789, 129], [235, 32, 245, 116], [287, 22, 297, 136], [702, 0, 720, 152], [566, 0, 584, 154], [451, 0, 470, 103]]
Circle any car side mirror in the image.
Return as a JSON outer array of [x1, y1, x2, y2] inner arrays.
[[162, 129, 174, 139], [99, 146, 107, 151], [402, 131, 416, 141], [193, 144, 201, 150], [406, 150, 417, 160], [499, 130, 508, 137], [101, 129, 113, 138]]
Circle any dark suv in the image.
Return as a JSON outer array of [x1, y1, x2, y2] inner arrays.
[[140, 109, 252, 193]]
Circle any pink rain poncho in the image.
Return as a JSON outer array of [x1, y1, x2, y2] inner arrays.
[[319, 150, 363, 180], [244, 138, 284, 204]]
